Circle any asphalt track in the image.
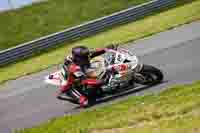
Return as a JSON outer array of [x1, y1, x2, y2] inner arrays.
[[0, 21, 200, 133]]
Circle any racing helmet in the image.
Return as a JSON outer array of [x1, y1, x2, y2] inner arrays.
[[72, 46, 90, 65]]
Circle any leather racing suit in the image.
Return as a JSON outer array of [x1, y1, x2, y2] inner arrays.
[[57, 48, 107, 107]]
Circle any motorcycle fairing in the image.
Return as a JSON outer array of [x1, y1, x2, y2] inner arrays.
[[45, 71, 61, 86]]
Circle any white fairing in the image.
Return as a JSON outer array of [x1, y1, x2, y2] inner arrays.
[[44, 71, 62, 86], [106, 49, 139, 70], [44, 48, 139, 86], [128, 55, 138, 70]]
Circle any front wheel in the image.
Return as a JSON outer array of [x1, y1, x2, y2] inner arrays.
[[135, 64, 163, 85]]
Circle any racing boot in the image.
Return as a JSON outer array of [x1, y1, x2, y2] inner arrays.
[[79, 95, 89, 108]]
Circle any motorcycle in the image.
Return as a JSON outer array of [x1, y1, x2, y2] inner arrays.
[[45, 47, 163, 106]]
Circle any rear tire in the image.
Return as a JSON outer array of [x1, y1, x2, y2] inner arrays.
[[136, 64, 163, 85]]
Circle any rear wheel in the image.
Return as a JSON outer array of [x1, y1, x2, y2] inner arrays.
[[136, 64, 163, 85]]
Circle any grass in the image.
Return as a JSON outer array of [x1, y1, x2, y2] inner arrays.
[[0, 0, 200, 86], [15, 81, 200, 133], [0, 0, 150, 50]]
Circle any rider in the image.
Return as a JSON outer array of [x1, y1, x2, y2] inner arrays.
[[57, 45, 116, 107]]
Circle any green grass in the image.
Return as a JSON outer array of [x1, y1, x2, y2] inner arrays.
[[15, 81, 200, 133], [0, 0, 149, 50], [0, 0, 200, 86]]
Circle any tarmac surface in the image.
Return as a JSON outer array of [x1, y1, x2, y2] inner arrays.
[[0, 21, 200, 133]]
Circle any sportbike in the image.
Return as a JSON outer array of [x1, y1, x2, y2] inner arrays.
[[45, 47, 163, 106]]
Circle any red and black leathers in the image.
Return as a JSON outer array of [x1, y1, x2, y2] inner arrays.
[[58, 48, 107, 107]]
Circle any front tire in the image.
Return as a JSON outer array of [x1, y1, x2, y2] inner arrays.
[[136, 64, 163, 85]]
